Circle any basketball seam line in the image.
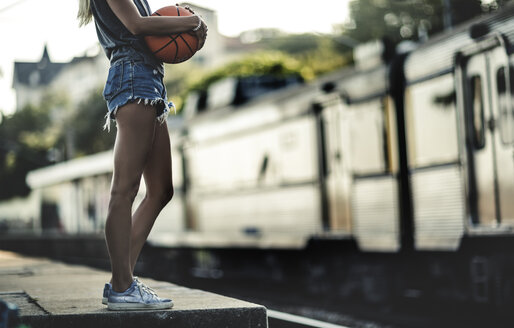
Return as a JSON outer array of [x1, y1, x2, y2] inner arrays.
[[174, 6, 181, 63], [178, 34, 195, 57], [152, 34, 181, 56], [151, 11, 180, 61], [151, 8, 194, 63]]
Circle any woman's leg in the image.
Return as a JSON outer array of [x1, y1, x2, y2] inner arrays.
[[105, 103, 157, 293], [129, 119, 174, 273]]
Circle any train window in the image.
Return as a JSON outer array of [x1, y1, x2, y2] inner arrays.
[[470, 76, 486, 149], [406, 74, 459, 167], [345, 99, 387, 175], [207, 78, 238, 109], [496, 66, 514, 144]]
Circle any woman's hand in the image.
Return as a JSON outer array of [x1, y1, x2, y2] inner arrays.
[[192, 17, 207, 50], [180, 4, 208, 50]]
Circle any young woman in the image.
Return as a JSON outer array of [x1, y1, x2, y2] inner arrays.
[[77, 0, 207, 311]]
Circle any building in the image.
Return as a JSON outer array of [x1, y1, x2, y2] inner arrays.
[[180, 2, 225, 68], [12, 45, 109, 113], [12, 45, 66, 111]]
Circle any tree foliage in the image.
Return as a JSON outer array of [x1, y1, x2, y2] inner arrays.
[[0, 88, 115, 200], [0, 103, 54, 200], [253, 31, 329, 55], [188, 51, 305, 91], [339, 0, 507, 46], [63, 88, 116, 157], [168, 40, 351, 112]]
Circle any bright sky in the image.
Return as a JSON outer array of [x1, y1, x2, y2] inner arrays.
[[0, 0, 349, 115]]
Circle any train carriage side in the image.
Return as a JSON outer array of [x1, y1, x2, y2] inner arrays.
[[178, 76, 336, 249], [403, 6, 514, 251], [316, 50, 402, 252]]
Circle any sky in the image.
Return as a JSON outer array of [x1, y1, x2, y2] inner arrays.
[[0, 0, 350, 115]]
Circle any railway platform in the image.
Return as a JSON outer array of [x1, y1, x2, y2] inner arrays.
[[0, 250, 268, 328]]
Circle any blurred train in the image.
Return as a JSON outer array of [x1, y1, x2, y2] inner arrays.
[[3, 4, 514, 317]]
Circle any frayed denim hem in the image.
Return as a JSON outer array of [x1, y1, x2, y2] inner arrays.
[[103, 98, 176, 133]]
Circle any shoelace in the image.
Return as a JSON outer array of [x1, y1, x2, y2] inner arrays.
[[134, 277, 158, 297]]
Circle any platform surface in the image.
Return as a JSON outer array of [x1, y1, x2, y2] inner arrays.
[[0, 250, 268, 328]]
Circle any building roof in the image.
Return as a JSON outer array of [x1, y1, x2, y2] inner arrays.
[[12, 45, 66, 88]]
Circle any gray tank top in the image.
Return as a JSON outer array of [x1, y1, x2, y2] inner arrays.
[[90, 0, 164, 75]]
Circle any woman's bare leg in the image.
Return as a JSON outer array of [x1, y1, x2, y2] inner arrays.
[[105, 103, 157, 293], [129, 120, 173, 273]]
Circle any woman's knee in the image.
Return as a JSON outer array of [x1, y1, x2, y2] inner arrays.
[[161, 185, 174, 206], [110, 181, 140, 204], [149, 185, 174, 208]]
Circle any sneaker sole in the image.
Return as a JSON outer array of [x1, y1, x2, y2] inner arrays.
[[107, 301, 173, 311]]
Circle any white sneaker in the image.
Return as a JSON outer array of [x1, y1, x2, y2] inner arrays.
[[107, 279, 173, 311]]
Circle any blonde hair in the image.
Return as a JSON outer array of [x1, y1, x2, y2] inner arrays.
[[77, 0, 93, 26]]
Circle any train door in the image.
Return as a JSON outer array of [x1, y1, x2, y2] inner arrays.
[[321, 96, 352, 233], [462, 43, 514, 227]]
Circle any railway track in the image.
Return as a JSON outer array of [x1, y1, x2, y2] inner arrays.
[[267, 309, 352, 328]]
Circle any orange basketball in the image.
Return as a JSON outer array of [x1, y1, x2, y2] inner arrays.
[[144, 6, 199, 64]]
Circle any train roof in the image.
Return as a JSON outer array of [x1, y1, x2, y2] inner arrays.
[[26, 150, 113, 189], [405, 4, 514, 83], [334, 65, 388, 103], [187, 67, 356, 125]]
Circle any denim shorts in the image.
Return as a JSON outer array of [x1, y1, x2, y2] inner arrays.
[[101, 59, 174, 132]]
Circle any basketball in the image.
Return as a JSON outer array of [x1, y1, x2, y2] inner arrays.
[[144, 5, 199, 64]]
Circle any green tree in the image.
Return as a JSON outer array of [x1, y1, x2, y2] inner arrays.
[[189, 51, 306, 90], [254, 31, 328, 55], [0, 86, 117, 200], [62, 88, 116, 157], [171, 49, 351, 112], [341, 0, 486, 46], [253, 32, 351, 77], [0, 103, 54, 200]]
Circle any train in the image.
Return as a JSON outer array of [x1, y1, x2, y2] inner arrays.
[[3, 4, 514, 321]]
